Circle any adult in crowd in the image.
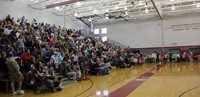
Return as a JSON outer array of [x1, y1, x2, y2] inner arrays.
[[0, 52, 9, 76], [65, 59, 77, 82], [6, 52, 24, 95], [20, 49, 31, 65], [16, 35, 26, 53]]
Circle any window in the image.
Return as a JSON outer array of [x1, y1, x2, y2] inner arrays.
[[94, 29, 99, 34], [102, 36, 107, 42], [101, 28, 107, 34]]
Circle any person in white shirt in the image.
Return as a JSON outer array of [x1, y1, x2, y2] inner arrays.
[[4, 27, 12, 35], [16, 35, 26, 53], [51, 51, 61, 70], [72, 51, 79, 62]]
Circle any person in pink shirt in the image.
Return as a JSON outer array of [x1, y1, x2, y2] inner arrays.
[[49, 37, 58, 46], [137, 54, 143, 65]]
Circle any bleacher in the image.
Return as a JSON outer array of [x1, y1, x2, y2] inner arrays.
[[0, 15, 118, 94]]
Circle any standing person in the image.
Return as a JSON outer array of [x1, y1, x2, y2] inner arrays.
[[20, 49, 32, 65], [137, 54, 143, 65], [0, 52, 9, 78], [81, 60, 89, 80], [159, 52, 164, 65], [16, 35, 26, 53], [177, 53, 180, 63], [6, 52, 24, 95]]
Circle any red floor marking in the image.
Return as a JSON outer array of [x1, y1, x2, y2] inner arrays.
[[108, 67, 158, 97]]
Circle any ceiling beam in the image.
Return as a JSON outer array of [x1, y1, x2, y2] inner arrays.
[[150, 0, 162, 19], [46, 0, 84, 9], [57, 0, 122, 12], [77, 18, 90, 27]]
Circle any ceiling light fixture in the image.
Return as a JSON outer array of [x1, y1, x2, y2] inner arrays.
[[55, 6, 60, 10], [35, 0, 38, 3], [144, 4, 148, 8], [105, 16, 109, 19], [145, 8, 149, 13], [114, 6, 119, 10], [125, 11, 128, 16], [76, 2, 81, 6], [124, 7, 128, 10], [170, 0, 175, 1], [105, 13, 109, 17], [196, 2, 200, 8], [138, 0, 144, 6], [88, 18, 92, 22], [93, 10, 97, 13], [105, 13, 109, 19], [171, 5, 175, 10], [105, 9, 109, 12], [74, 12, 78, 17]]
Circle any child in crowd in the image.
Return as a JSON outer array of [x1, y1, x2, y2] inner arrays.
[[73, 61, 82, 81], [81, 60, 89, 80]]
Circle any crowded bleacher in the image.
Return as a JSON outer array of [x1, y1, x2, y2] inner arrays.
[[0, 15, 125, 95]]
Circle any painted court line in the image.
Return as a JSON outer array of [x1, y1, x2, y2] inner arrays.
[[134, 78, 146, 81], [108, 67, 158, 97], [74, 78, 93, 97]]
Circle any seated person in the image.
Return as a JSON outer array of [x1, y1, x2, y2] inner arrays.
[[104, 58, 112, 69], [73, 61, 81, 81], [95, 57, 108, 75], [25, 61, 43, 85], [65, 59, 77, 82], [53, 77, 64, 91], [35, 62, 44, 75], [44, 64, 56, 82], [24, 56, 35, 73], [33, 60, 55, 81], [51, 51, 61, 70]]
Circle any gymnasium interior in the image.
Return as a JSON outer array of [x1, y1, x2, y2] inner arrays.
[[0, 0, 200, 97]]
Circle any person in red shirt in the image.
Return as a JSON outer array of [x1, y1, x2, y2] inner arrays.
[[95, 57, 108, 75], [137, 54, 143, 65], [20, 49, 31, 65], [49, 37, 58, 46], [159, 52, 164, 65]]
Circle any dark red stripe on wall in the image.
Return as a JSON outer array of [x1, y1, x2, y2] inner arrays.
[[132, 45, 200, 50], [108, 67, 158, 97]]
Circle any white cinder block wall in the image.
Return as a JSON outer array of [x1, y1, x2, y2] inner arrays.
[[95, 13, 200, 48], [163, 13, 200, 47], [95, 17, 163, 48], [0, 0, 89, 30]]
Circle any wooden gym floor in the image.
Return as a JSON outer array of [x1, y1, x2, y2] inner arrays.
[[0, 62, 200, 97]]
